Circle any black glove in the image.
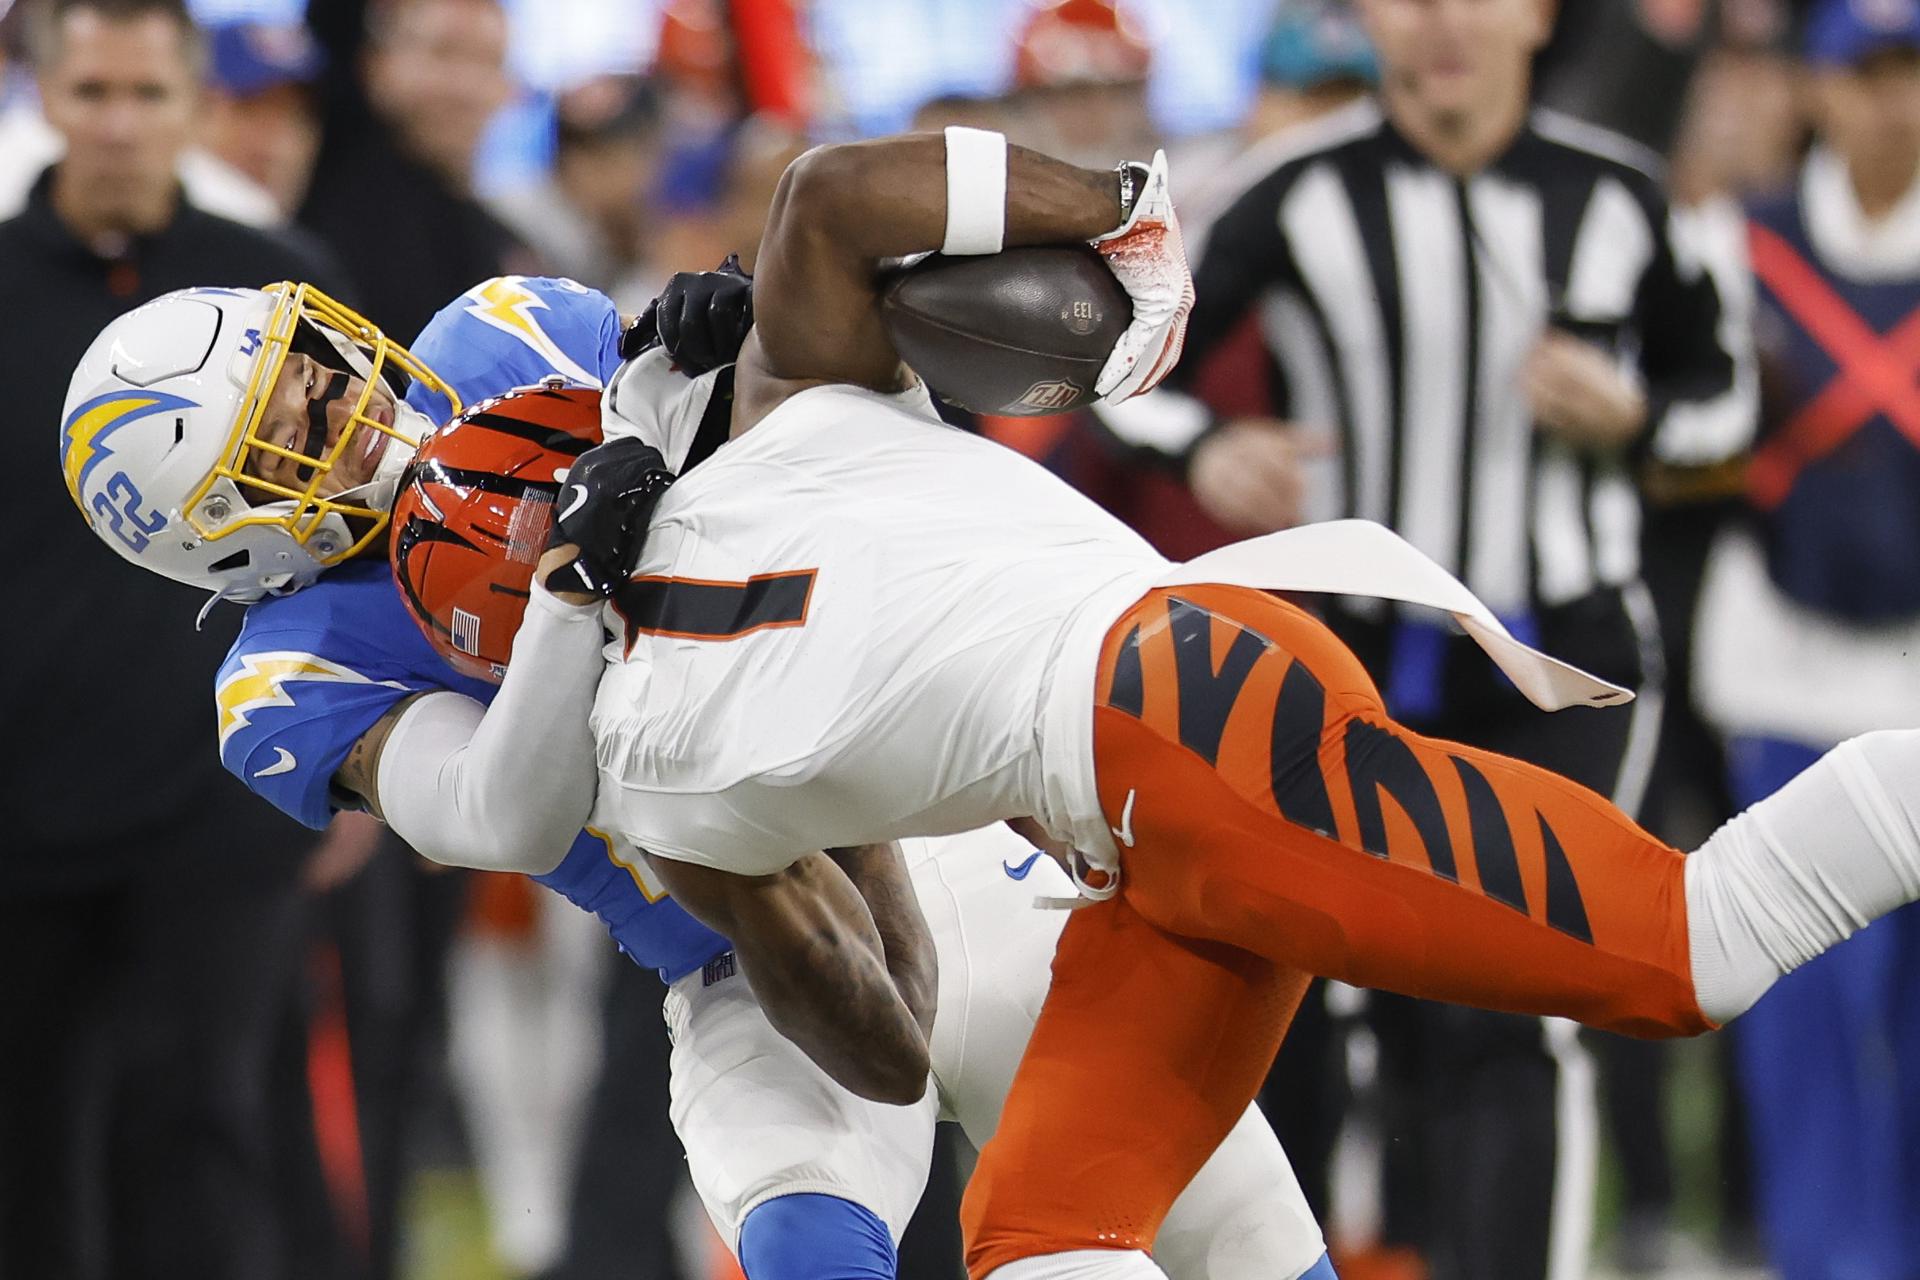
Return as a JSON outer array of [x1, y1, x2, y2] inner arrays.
[[543, 439, 676, 598], [622, 255, 754, 373]]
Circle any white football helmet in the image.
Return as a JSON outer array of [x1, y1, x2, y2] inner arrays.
[[59, 282, 460, 602]]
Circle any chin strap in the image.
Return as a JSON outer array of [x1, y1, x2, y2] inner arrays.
[[194, 584, 239, 631]]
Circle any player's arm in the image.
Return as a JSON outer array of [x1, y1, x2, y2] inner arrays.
[[745, 134, 1119, 395], [330, 544, 606, 874], [828, 842, 937, 1038], [332, 436, 680, 870], [334, 693, 421, 822], [737, 130, 1191, 421], [643, 848, 932, 1105]]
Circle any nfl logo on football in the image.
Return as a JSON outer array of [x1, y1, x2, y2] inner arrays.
[[1018, 379, 1082, 411]]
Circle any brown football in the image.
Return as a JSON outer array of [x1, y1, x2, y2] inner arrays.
[[880, 245, 1130, 417]]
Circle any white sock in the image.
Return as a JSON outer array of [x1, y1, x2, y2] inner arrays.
[[1685, 729, 1920, 1022], [983, 1249, 1168, 1280]]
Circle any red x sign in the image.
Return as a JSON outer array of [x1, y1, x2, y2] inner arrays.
[[1746, 220, 1920, 510]]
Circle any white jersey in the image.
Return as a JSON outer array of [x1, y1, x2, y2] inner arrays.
[[668, 821, 1329, 1279], [589, 380, 1168, 875], [591, 370, 1636, 878]]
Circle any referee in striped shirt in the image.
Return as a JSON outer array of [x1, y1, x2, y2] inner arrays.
[[1102, 2, 1754, 1278]]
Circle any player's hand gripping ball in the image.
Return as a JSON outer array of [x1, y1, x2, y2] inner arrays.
[[880, 245, 1131, 416], [1091, 149, 1195, 402]]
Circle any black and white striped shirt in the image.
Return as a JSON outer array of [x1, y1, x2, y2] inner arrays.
[[1113, 99, 1754, 620]]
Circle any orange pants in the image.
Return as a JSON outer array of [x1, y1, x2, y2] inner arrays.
[[963, 585, 1710, 1278]]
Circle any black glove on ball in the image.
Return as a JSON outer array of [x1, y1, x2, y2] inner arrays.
[[543, 439, 676, 598]]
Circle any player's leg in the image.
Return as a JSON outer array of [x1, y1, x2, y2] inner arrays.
[[979, 1252, 1167, 1279], [959, 896, 1309, 1280], [1092, 585, 1920, 1037], [905, 824, 1068, 1144], [1151, 1104, 1333, 1280], [1094, 585, 1702, 1034], [738, 1193, 898, 1280], [664, 955, 938, 1278], [910, 826, 1330, 1280], [1722, 735, 1914, 1280]]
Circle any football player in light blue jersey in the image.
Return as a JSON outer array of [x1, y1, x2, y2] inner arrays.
[[58, 272, 1336, 1280], [206, 274, 731, 985]]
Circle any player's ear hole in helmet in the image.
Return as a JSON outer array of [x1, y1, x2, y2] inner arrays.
[[60, 282, 461, 606]]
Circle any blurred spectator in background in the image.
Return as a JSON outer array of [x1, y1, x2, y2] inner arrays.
[[200, 21, 326, 218], [490, 75, 665, 309], [1604, 15, 1802, 1272], [0, 0, 281, 223], [910, 89, 1011, 135], [709, 113, 810, 270], [1692, 2, 1920, 1275], [1092, 1, 1756, 1278], [636, 107, 805, 286], [292, 3, 539, 1275], [1242, 0, 1379, 148], [1668, 39, 1805, 209], [1536, 0, 1715, 155], [448, 875, 610, 1278], [363, 0, 510, 189], [1002, 0, 1156, 164], [300, 0, 534, 343], [0, 0, 343, 1276], [1179, 0, 1381, 229]]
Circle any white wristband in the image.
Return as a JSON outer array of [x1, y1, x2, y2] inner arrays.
[[942, 126, 1007, 256]]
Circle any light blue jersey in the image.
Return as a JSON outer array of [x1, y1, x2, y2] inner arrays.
[[215, 276, 729, 982]]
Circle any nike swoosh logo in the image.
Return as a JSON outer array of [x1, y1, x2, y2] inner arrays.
[[1002, 850, 1045, 881], [1110, 788, 1137, 848], [557, 483, 588, 523], [253, 747, 298, 778]]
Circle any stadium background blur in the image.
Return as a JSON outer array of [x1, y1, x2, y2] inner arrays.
[[0, 1, 1904, 1279]]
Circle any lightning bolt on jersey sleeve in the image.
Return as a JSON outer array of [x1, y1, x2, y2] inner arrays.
[[217, 560, 730, 982], [216, 561, 498, 829], [406, 275, 626, 421]]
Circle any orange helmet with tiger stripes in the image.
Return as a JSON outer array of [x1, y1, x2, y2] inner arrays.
[[389, 379, 602, 683]]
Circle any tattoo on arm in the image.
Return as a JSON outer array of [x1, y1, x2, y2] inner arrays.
[[333, 692, 431, 822]]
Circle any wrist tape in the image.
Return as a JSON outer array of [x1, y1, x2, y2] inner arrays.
[[941, 126, 1007, 256]]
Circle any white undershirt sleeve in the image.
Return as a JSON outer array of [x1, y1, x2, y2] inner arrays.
[[1685, 729, 1920, 1023], [376, 584, 606, 874]]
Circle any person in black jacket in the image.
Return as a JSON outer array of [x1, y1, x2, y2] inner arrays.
[[293, 7, 558, 1276], [0, 2, 346, 1277], [298, 0, 537, 345]]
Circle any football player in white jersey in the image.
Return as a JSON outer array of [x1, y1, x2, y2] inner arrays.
[[525, 130, 1920, 1280], [57, 272, 1334, 1280]]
